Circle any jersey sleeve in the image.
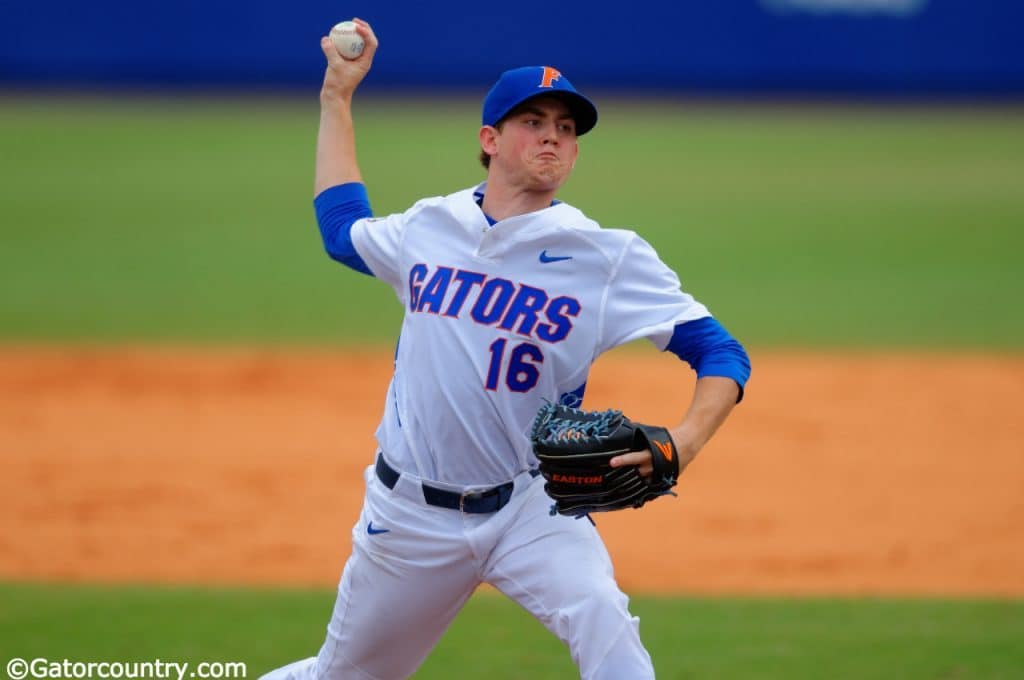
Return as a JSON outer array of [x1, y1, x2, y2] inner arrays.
[[313, 183, 374, 276], [597, 234, 710, 355], [665, 316, 751, 402], [350, 207, 409, 294]]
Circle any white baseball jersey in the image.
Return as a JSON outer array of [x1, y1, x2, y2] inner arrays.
[[350, 182, 710, 486]]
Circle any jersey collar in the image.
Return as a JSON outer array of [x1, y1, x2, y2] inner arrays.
[[449, 183, 583, 259], [464, 180, 569, 231]]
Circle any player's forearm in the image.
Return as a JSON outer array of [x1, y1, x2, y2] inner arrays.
[[670, 376, 740, 460], [315, 97, 363, 196], [314, 18, 378, 195]]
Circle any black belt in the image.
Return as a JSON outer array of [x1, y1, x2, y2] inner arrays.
[[375, 454, 537, 514]]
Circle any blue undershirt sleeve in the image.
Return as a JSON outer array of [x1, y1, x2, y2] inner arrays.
[[664, 316, 751, 403], [313, 182, 374, 276]]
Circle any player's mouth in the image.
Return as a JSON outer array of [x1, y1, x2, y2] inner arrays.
[[536, 152, 559, 162]]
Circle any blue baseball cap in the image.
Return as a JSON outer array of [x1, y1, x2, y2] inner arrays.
[[482, 66, 598, 136]]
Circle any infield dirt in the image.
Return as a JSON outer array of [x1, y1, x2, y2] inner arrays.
[[1, 348, 1022, 596]]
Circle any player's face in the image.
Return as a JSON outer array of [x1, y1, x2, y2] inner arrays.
[[484, 97, 579, 192]]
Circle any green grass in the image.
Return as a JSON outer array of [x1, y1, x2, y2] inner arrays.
[[1, 96, 1022, 347], [2, 582, 1022, 678]]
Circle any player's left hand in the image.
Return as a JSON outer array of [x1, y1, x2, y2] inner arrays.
[[610, 431, 698, 479], [609, 450, 656, 478], [531, 403, 684, 516]]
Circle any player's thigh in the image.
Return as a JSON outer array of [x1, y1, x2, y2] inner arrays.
[[483, 480, 645, 663], [484, 477, 618, 605], [315, 473, 480, 679]]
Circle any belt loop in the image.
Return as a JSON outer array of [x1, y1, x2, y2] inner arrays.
[[375, 453, 399, 490], [500, 484, 513, 509]]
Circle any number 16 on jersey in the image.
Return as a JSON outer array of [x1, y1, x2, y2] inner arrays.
[[486, 339, 543, 393]]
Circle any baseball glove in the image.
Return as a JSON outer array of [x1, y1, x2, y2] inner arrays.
[[530, 402, 679, 517]]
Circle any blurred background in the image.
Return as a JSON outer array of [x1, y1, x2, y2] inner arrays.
[[1, 0, 1022, 345], [2, 1, 1023, 678], [5, 0, 1024, 93]]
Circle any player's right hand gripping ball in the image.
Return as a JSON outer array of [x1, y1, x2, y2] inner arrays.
[[530, 403, 679, 517], [330, 21, 365, 60]]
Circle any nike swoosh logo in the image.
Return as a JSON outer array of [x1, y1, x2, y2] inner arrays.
[[367, 522, 390, 535], [539, 250, 572, 264]]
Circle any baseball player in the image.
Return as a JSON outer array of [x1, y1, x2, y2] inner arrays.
[[263, 18, 750, 680]]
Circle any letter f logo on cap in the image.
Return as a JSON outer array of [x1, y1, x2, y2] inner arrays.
[[539, 67, 562, 88]]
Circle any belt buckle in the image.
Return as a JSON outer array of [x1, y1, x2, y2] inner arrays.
[[459, 489, 485, 513]]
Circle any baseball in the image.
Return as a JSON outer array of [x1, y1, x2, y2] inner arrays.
[[330, 21, 365, 60]]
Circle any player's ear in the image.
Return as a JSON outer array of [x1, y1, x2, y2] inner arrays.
[[479, 125, 500, 157], [570, 140, 579, 169]]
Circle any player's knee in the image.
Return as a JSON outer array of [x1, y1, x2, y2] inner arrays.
[[558, 582, 632, 642], [559, 590, 651, 680], [585, 615, 653, 680]]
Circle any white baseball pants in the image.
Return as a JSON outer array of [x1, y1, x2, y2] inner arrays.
[[261, 460, 654, 679]]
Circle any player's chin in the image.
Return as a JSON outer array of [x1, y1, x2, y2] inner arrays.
[[530, 164, 571, 190], [529, 176, 567, 193]]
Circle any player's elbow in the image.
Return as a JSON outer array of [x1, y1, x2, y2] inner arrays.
[[694, 340, 750, 402], [324, 247, 374, 276], [665, 317, 750, 400]]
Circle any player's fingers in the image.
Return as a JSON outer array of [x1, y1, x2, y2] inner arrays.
[[609, 450, 650, 468], [320, 36, 344, 67], [352, 18, 380, 54]]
